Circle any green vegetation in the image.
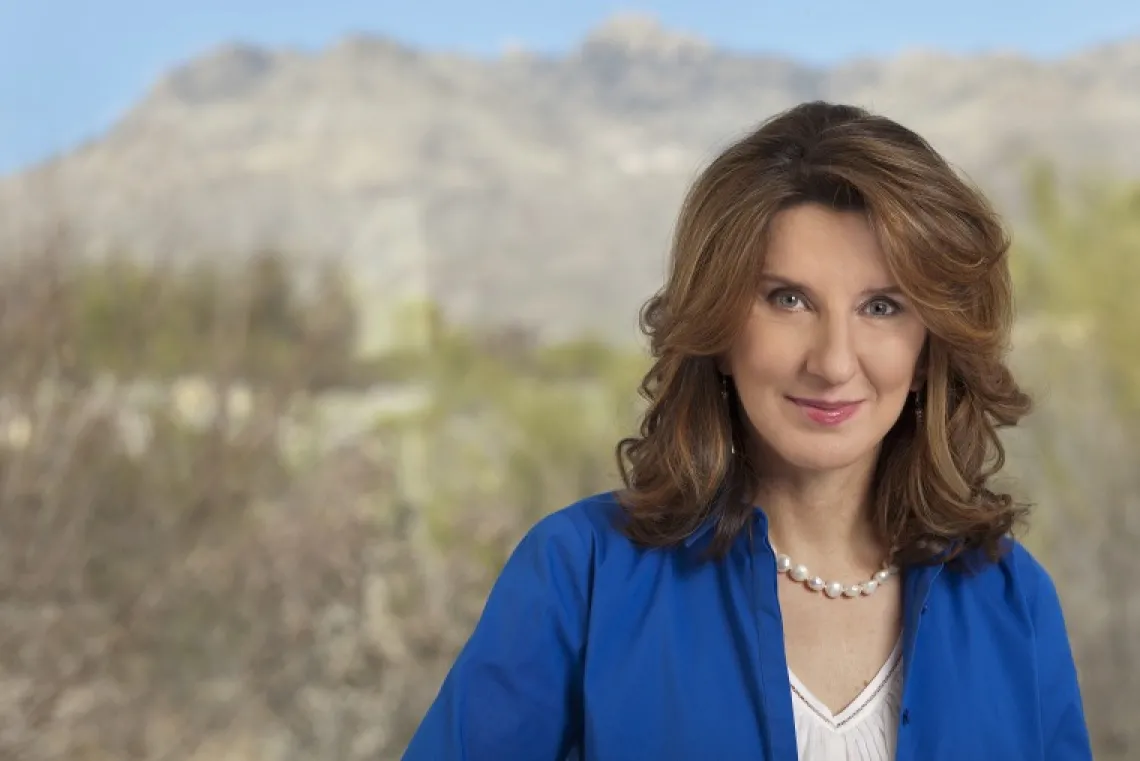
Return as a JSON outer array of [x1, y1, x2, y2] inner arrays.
[[0, 166, 1135, 759], [1014, 164, 1140, 417], [0, 249, 360, 390]]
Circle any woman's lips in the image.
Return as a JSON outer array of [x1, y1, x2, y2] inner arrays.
[[788, 397, 863, 426]]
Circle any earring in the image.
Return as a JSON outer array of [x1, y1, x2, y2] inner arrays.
[[914, 390, 924, 425], [722, 375, 736, 456]]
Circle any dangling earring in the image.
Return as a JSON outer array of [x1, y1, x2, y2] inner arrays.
[[722, 375, 736, 456], [914, 390, 924, 426]]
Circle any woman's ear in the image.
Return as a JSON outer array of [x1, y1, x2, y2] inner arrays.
[[715, 354, 731, 377], [910, 340, 929, 391]]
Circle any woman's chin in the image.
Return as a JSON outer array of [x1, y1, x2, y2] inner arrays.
[[760, 435, 879, 475]]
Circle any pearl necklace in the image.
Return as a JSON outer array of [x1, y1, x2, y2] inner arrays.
[[774, 549, 899, 599]]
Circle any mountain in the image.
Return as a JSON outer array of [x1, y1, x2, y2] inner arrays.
[[2, 13, 1139, 346]]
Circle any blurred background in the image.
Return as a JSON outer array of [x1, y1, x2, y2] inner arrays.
[[0, 1, 1137, 759]]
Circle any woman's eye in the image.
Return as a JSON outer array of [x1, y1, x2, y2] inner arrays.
[[770, 291, 805, 310], [864, 298, 901, 317]]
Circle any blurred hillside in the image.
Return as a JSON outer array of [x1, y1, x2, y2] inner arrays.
[[2, 14, 1140, 345], [0, 167, 1134, 761]]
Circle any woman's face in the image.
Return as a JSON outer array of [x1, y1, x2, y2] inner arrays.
[[723, 203, 928, 476]]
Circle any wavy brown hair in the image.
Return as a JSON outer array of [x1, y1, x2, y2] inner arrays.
[[615, 101, 1032, 568]]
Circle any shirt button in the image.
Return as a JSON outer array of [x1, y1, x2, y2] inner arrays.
[[902, 709, 911, 725]]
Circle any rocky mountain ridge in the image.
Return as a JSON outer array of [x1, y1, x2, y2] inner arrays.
[[2, 13, 1138, 345]]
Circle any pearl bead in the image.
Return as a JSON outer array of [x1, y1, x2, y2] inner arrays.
[[776, 554, 792, 573], [807, 576, 825, 592], [874, 569, 891, 584], [824, 581, 845, 598], [862, 580, 879, 595], [844, 585, 862, 598], [790, 564, 809, 582]]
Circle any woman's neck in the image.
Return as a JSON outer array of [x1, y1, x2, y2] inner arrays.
[[752, 458, 887, 574]]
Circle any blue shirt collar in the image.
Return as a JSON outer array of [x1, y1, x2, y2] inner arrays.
[[682, 506, 964, 568], [682, 505, 768, 548]]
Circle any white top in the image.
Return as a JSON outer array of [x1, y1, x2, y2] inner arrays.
[[790, 638, 904, 761]]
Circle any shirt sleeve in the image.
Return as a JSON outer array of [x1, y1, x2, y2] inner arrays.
[[402, 509, 592, 761], [1023, 550, 1094, 761]]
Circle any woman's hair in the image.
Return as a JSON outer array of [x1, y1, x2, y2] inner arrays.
[[615, 101, 1032, 568]]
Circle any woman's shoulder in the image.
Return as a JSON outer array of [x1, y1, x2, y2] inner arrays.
[[478, 492, 641, 626], [1003, 540, 1060, 594], [518, 490, 635, 561], [945, 538, 1067, 621]]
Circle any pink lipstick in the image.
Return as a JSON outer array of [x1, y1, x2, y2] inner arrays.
[[788, 397, 862, 426]]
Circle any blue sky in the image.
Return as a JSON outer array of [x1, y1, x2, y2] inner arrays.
[[1, 0, 1138, 176]]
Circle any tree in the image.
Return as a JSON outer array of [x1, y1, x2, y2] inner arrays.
[[300, 260, 360, 390]]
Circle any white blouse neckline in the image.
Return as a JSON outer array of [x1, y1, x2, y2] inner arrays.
[[789, 637, 904, 760]]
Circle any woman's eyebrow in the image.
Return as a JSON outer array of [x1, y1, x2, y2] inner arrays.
[[759, 274, 903, 298]]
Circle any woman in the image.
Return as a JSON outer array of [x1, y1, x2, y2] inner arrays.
[[402, 102, 1092, 760]]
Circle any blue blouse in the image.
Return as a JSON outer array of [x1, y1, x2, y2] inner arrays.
[[403, 491, 1093, 760]]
